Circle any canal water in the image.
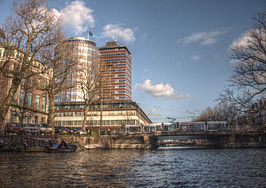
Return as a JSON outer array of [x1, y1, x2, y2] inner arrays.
[[0, 148, 265, 187]]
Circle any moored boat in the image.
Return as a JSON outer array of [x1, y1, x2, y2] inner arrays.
[[46, 140, 77, 153], [21, 147, 45, 152]]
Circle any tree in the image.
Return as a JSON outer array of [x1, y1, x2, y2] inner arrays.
[[193, 106, 220, 122], [229, 12, 266, 112], [0, 0, 62, 131], [38, 29, 78, 134], [193, 100, 240, 127], [80, 61, 102, 131]]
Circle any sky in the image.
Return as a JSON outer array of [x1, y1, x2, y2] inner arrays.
[[0, 0, 265, 123]]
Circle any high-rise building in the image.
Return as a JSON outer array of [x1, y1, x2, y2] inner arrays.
[[54, 39, 152, 129], [55, 37, 98, 103], [98, 41, 132, 101]]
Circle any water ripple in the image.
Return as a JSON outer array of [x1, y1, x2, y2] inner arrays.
[[0, 149, 265, 187]]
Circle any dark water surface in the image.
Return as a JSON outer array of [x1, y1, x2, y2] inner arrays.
[[0, 148, 265, 187]]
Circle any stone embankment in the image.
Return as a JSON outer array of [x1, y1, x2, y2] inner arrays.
[[0, 133, 265, 151]]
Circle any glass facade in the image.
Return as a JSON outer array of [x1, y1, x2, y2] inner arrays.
[[56, 37, 98, 103]]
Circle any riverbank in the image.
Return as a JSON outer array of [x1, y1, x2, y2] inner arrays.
[[1, 132, 265, 151]]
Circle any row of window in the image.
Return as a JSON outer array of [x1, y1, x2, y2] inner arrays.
[[15, 89, 49, 111], [0, 49, 52, 76], [110, 69, 127, 72], [103, 58, 126, 62], [104, 63, 126, 67], [55, 110, 137, 117], [21, 77, 47, 89], [67, 39, 96, 47], [10, 111, 46, 124], [100, 52, 126, 57], [55, 119, 136, 126], [55, 102, 136, 110]]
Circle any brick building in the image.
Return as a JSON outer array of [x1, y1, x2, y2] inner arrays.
[[0, 47, 50, 125]]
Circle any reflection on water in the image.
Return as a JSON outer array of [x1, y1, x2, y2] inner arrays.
[[0, 149, 265, 187]]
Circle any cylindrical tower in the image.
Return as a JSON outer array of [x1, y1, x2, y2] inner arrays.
[[56, 37, 98, 103]]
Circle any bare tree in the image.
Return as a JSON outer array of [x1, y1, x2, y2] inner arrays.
[[229, 12, 266, 111], [193, 106, 220, 122], [38, 29, 78, 134], [0, 0, 62, 131], [80, 61, 102, 131], [192, 101, 239, 124]]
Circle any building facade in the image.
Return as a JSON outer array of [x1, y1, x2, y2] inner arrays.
[[55, 37, 99, 103], [0, 47, 50, 125], [54, 100, 152, 129], [1, 37, 152, 130], [98, 41, 132, 101]]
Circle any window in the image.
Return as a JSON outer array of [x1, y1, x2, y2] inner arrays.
[[20, 89, 25, 104], [36, 94, 40, 108], [28, 92, 32, 106], [43, 80, 47, 88], [13, 92, 17, 102], [48, 98, 50, 111], [29, 77, 33, 87], [42, 96, 46, 110], [10, 111, 17, 123], [21, 78, 25, 85], [37, 78, 40, 87], [27, 116, 31, 123], [4, 49, 14, 57]]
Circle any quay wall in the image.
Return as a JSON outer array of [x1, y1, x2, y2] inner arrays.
[[0, 133, 265, 150], [157, 133, 266, 149]]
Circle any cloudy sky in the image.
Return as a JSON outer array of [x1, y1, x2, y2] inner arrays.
[[0, 0, 265, 122]]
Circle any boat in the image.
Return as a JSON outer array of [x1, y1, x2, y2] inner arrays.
[[46, 140, 77, 153], [21, 147, 45, 152]]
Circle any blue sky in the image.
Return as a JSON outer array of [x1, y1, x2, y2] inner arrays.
[[0, 0, 265, 122]]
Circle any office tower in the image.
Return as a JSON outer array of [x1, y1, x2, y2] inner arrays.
[[54, 38, 152, 129], [98, 41, 132, 101], [55, 37, 98, 103]]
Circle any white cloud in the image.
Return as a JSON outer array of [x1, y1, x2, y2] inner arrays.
[[177, 29, 228, 46], [135, 79, 189, 100], [102, 24, 135, 43], [56, 1, 95, 35], [192, 55, 201, 61]]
